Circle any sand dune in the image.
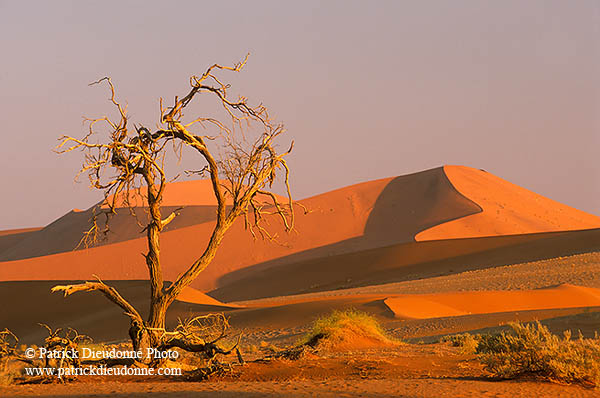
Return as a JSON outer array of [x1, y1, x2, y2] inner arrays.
[[101, 179, 289, 209], [211, 228, 600, 301], [1, 165, 598, 296], [2, 166, 476, 263], [0, 281, 238, 344], [4, 277, 599, 344], [417, 165, 600, 240], [383, 284, 600, 319], [0, 227, 42, 237], [0, 227, 42, 254], [176, 285, 243, 308], [0, 167, 479, 288]]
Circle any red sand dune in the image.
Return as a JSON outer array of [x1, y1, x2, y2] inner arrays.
[[176, 286, 243, 308], [0, 227, 43, 237], [383, 284, 600, 319], [416, 165, 600, 240], [101, 179, 288, 209], [1, 166, 598, 296], [5, 279, 598, 344], [1, 168, 467, 288]]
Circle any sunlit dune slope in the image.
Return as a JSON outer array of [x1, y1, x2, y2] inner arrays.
[[416, 165, 600, 240], [383, 284, 600, 319], [1, 166, 599, 296], [0, 180, 286, 261], [175, 285, 243, 308], [0, 167, 485, 290], [0, 227, 42, 237], [101, 178, 288, 208]]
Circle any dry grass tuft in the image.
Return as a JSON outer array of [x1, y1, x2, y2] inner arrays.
[[299, 309, 396, 350], [476, 321, 600, 387]]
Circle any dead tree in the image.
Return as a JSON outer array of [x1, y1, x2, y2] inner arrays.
[[52, 55, 296, 355]]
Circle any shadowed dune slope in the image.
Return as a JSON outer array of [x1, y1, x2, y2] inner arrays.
[[2, 166, 599, 295], [0, 167, 485, 290], [210, 228, 600, 302], [0, 228, 42, 254], [417, 165, 600, 240], [4, 279, 600, 344], [0, 281, 239, 344], [383, 284, 600, 319]]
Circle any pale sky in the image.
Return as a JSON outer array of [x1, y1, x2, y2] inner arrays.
[[0, 0, 598, 230]]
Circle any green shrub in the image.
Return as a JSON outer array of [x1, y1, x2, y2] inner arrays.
[[476, 321, 600, 387]]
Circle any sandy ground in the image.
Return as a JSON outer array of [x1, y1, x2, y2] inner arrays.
[[2, 345, 598, 397], [4, 379, 597, 397]]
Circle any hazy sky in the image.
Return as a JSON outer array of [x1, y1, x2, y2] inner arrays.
[[0, 0, 598, 230]]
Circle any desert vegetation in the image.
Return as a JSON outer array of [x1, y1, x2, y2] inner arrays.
[[444, 322, 600, 387], [50, 54, 297, 364], [477, 322, 600, 387], [298, 309, 396, 350]]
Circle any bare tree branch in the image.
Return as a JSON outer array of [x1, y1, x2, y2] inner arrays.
[[55, 54, 297, 356]]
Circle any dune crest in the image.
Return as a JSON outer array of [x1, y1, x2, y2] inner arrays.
[[101, 178, 288, 208], [416, 165, 600, 240], [176, 286, 243, 308], [2, 166, 599, 297]]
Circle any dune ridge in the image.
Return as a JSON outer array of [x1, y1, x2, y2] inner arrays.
[[383, 284, 600, 319], [416, 165, 600, 240], [101, 178, 288, 209], [2, 166, 599, 298]]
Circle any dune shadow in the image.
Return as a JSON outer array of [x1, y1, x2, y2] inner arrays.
[[210, 227, 600, 302], [362, 166, 482, 247], [214, 167, 482, 292], [0, 280, 240, 344]]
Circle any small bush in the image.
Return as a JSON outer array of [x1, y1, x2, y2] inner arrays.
[[299, 309, 395, 349], [442, 333, 480, 354], [476, 321, 600, 387]]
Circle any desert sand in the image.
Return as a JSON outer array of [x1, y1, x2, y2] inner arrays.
[[2, 165, 600, 397], [417, 166, 600, 240]]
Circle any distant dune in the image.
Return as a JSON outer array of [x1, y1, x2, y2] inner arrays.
[[101, 178, 288, 208], [1, 166, 598, 296], [0, 227, 42, 254], [0, 227, 43, 237], [416, 165, 600, 240], [383, 284, 600, 319]]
